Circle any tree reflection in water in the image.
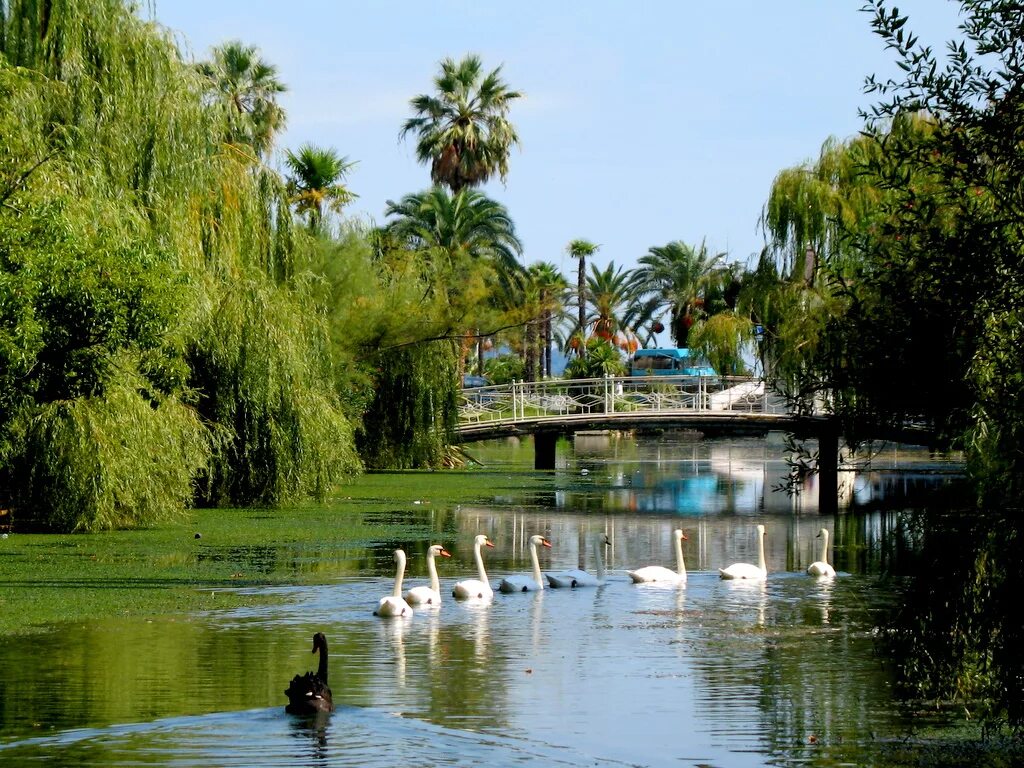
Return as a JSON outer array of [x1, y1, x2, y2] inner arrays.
[[885, 508, 1024, 733]]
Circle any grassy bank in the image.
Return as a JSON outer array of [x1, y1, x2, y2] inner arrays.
[[0, 467, 545, 635]]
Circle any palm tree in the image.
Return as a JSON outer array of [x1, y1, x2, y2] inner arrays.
[[528, 262, 569, 378], [385, 187, 522, 279], [631, 240, 726, 348], [197, 40, 287, 157], [399, 54, 523, 193], [283, 144, 356, 233], [586, 261, 640, 354], [566, 238, 599, 355], [385, 187, 524, 373]]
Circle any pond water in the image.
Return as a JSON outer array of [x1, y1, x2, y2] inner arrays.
[[0, 433, 997, 767]]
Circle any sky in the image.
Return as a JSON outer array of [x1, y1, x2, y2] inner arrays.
[[149, 1, 965, 280]]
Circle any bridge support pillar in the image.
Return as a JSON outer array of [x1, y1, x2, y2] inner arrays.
[[534, 432, 558, 470], [817, 427, 839, 515]]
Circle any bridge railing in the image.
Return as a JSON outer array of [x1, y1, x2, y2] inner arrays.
[[458, 375, 787, 425]]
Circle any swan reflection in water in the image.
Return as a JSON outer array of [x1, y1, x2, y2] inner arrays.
[[810, 577, 834, 625], [461, 599, 492, 662], [375, 615, 408, 689], [530, 589, 545, 653], [286, 709, 331, 760], [721, 578, 768, 627]]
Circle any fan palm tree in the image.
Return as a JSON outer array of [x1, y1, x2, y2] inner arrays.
[[631, 240, 726, 348], [399, 54, 523, 193], [566, 238, 599, 355], [284, 144, 356, 233], [196, 40, 287, 157]]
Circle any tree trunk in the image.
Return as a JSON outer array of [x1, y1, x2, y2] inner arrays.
[[577, 256, 587, 355], [543, 312, 552, 378], [525, 320, 537, 381]]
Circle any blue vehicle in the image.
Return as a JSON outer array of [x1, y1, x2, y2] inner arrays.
[[630, 348, 716, 377]]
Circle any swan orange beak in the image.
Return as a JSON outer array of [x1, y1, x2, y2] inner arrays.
[[485, 539, 495, 548], [439, 548, 452, 557], [681, 533, 689, 540], [541, 539, 552, 548]]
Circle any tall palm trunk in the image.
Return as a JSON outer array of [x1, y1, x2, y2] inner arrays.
[[524, 320, 537, 381], [577, 256, 586, 352], [543, 312, 552, 378], [567, 239, 598, 357]]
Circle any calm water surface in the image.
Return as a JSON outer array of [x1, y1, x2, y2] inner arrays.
[[0, 434, 972, 767]]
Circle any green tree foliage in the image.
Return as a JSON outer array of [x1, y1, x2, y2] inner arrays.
[[526, 262, 568, 379], [284, 143, 356, 233], [687, 312, 752, 377], [188, 277, 359, 507], [356, 340, 459, 469], [385, 186, 524, 375], [563, 338, 626, 379], [585, 261, 639, 351], [384, 187, 523, 284], [565, 238, 598, 352], [10, 359, 211, 531], [761, 135, 885, 281], [0, 0, 359, 528], [630, 240, 727, 347], [857, 0, 1024, 500], [196, 39, 287, 158], [399, 54, 523, 193]]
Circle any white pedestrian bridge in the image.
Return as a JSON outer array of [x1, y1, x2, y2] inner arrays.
[[457, 374, 800, 443]]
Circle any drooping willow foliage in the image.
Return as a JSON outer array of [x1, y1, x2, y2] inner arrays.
[[0, 0, 360, 529], [356, 340, 460, 470]]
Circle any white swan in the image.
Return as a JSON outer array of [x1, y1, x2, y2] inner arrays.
[[405, 544, 452, 605], [807, 527, 836, 578], [547, 532, 611, 588], [499, 534, 552, 593], [374, 549, 414, 617], [627, 528, 688, 584], [719, 524, 767, 580], [452, 534, 495, 600]]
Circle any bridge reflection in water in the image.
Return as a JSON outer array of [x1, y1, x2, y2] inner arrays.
[[457, 375, 940, 513]]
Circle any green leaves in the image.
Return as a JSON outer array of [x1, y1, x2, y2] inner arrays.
[[284, 144, 356, 233], [400, 54, 523, 193]]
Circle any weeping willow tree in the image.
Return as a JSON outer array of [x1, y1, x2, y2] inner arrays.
[[356, 340, 459, 469], [761, 133, 886, 282], [0, 0, 359, 529], [314, 226, 468, 469]]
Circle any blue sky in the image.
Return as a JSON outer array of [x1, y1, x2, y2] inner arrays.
[[150, 1, 964, 279]]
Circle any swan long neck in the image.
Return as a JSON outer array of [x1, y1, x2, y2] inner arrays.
[[475, 540, 488, 582], [316, 639, 329, 683], [530, 540, 544, 588], [674, 535, 686, 576], [393, 551, 406, 598], [819, 529, 830, 565], [757, 530, 766, 571], [594, 536, 606, 581], [427, 550, 440, 593]]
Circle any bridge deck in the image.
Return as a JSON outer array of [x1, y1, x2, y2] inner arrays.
[[455, 374, 931, 446]]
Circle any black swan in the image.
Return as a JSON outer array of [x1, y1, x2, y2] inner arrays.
[[284, 632, 334, 715]]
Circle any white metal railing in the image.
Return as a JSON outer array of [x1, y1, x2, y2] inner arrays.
[[458, 375, 788, 426]]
